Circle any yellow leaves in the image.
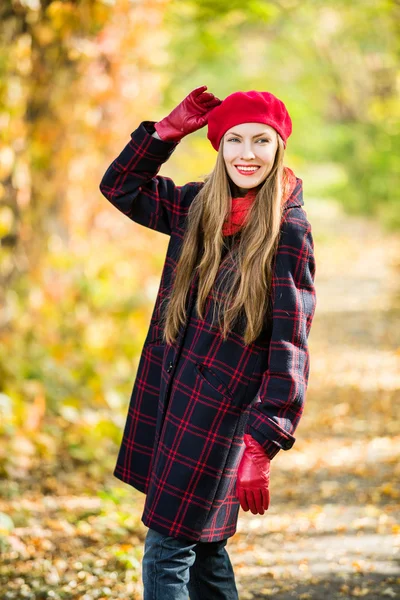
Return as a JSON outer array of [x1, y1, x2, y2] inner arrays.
[[377, 483, 400, 499], [298, 559, 309, 572], [392, 524, 400, 534], [0, 205, 15, 239], [340, 584, 351, 595], [91, 2, 112, 30], [351, 560, 366, 573], [376, 512, 396, 534], [42, 0, 113, 41], [0, 146, 15, 179], [24, 386, 46, 432], [5, 433, 36, 478], [45, 2, 79, 34], [319, 479, 340, 498], [32, 23, 56, 47], [84, 318, 115, 351], [349, 586, 372, 596], [371, 486, 398, 504], [13, 32, 33, 76], [369, 97, 400, 125]]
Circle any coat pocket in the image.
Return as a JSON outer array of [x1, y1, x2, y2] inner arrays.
[[195, 362, 235, 402]]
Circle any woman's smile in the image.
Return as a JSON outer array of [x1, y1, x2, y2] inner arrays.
[[235, 165, 261, 176]]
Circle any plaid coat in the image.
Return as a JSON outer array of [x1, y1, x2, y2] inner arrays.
[[99, 121, 317, 542]]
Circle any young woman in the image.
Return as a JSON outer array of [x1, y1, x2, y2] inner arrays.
[[99, 86, 317, 600]]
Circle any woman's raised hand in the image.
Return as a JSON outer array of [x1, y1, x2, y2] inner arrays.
[[154, 85, 222, 143]]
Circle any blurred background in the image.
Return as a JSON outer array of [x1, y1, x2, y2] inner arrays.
[[0, 1, 399, 598]]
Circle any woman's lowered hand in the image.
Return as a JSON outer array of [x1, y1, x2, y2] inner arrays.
[[236, 433, 271, 515], [154, 85, 221, 142]]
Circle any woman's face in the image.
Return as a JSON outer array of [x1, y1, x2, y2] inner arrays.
[[222, 122, 278, 194]]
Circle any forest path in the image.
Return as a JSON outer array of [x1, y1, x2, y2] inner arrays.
[[230, 198, 400, 599]]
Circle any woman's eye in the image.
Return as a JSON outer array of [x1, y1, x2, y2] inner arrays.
[[227, 138, 270, 143]]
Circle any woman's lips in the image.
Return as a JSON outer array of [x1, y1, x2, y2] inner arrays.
[[235, 166, 260, 176]]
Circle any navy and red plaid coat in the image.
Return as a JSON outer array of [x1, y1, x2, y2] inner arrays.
[[99, 121, 317, 542]]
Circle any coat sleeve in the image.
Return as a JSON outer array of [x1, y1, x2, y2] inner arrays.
[[99, 120, 199, 235], [244, 209, 317, 460]]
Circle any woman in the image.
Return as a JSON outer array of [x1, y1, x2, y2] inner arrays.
[[99, 86, 317, 600]]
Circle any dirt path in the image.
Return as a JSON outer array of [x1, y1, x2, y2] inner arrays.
[[229, 198, 400, 599]]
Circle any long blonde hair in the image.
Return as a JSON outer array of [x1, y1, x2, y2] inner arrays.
[[161, 132, 288, 347]]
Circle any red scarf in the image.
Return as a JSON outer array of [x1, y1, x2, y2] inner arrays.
[[222, 166, 297, 236]]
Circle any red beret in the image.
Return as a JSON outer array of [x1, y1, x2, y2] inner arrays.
[[207, 90, 292, 151]]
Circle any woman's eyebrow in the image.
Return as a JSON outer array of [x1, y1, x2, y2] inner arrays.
[[226, 132, 271, 138]]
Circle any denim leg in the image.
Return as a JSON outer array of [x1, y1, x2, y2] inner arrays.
[[142, 528, 197, 600], [187, 538, 239, 600]]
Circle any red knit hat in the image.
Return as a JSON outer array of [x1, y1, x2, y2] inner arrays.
[[207, 90, 292, 151]]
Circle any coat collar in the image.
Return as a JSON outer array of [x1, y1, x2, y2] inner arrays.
[[283, 177, 304, 211]]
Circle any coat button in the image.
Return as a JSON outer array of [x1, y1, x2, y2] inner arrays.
[[166, 362, 173, 373]]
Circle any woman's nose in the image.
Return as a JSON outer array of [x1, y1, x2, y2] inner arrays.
[[240, 146, 256, 159]]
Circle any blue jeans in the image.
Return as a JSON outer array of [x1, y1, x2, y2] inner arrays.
[[142, 527, 239, 600]]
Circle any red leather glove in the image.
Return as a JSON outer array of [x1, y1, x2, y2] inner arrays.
[[236, 434, 271, 515], [154, 85, 221, 142]]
